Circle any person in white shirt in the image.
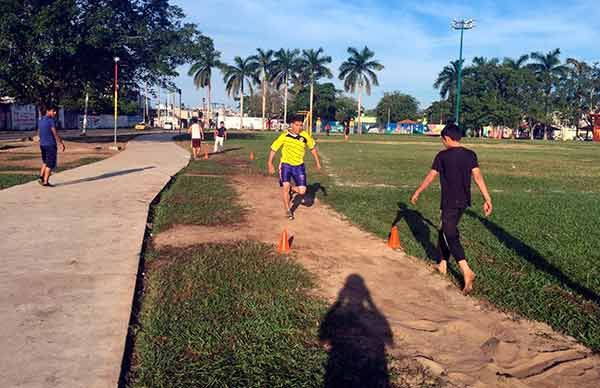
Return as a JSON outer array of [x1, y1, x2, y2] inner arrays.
[[188, 114, 204, 160]]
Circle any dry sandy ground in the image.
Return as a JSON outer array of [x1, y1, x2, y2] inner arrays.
[[0, 138, 125, 174], [153, 156, 599, 387]]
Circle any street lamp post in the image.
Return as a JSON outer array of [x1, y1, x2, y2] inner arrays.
[[452, 18, 475, 127], [113, 56, 120, 148]]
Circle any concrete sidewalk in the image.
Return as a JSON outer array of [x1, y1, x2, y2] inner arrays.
[[0, 134, 189, 388]]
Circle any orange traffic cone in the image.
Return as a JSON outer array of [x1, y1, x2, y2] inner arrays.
[[203, 151, 209, 160], [387, 226, 402, 249], [277, 229, 291, 253], [250, 151, 255, 161]]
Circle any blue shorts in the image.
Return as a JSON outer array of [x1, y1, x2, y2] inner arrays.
[[279, 163, 307, 187], [40, 145, 57, 170]]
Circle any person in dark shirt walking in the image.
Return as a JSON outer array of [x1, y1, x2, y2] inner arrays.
[[37, 106, 65, 187], [213, 121, 227, 153], [411, 123, 492, 294]]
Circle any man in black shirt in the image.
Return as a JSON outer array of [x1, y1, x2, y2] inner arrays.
[[411, 123, 492, 294]]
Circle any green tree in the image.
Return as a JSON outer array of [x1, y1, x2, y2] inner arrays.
[[250, 49, 274, 130], [433, 60, 461, 113], [0, 0, 200, 109], [271, 49, 301, 125], [425, 100, 453, 125], [300, 48, 333, 130], [375, 92, 419, 124], [288, 82, 337, 122], [221, 56, 258, 129], [335, 95, 358, 122], [339, 46, 384, 134], [188, 37, 223, 124], [502, 54, 530, 70], [529, 48, 568, 138]]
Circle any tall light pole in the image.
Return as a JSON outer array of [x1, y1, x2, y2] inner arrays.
[[177, 88, 182, 134], [113, 56, 120, 148], [452, 18, 475, 126]]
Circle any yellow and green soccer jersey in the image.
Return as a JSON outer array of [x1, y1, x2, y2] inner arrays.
[[270, 130, 316, 166]]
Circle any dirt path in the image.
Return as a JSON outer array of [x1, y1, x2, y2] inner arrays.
[[155, 158, 600, 387]]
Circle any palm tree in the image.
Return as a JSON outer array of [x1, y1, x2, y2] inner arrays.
[[221, 56, 258, 130], [502, 54, 530, 70], [300, 48, 332, 132], [250, 49, 274, 130], [529, 48, 568, 139], [434, 60, 461, 110], [338, 46, 384, 134], [188, 43, 223, 127], [271, 48, 300, 126]]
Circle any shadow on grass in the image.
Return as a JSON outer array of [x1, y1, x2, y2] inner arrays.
[[393, 202, 438, 261], [466, 209, 600, 307], [290, 182, 327, 212], [319, 274, 393, 388], [57, 166, 156, 187]]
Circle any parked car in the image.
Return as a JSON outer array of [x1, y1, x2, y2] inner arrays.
[[134, 122, 149, 131], [163, 122, 173, 130]]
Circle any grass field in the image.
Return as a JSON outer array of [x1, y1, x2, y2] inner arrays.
[[220, 132, 600, 351], [129, 155, 444, 387]]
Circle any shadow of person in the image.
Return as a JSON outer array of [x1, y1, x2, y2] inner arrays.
[[465, 209, 600, 307], [319, 274, 394, 388], [290, 183, 327, 212], [57, 166, 156, 187], [393, 202, 438, 261]]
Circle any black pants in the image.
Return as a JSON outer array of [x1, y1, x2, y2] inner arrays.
[[438, 208, 466, 262]]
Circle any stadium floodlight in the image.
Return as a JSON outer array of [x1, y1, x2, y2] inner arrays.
[[451, 19, 476, 126]]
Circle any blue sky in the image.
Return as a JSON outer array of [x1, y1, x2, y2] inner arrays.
[[169, 0, 600, 110]]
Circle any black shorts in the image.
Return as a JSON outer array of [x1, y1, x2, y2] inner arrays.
[[40, 145, 57, 170], [191, 138, 202, 148]]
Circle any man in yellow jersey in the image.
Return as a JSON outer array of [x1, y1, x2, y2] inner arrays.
[[268, 115, 322, 219]]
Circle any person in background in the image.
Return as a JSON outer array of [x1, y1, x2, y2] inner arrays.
[[37, 106, 65, 187], [214, 121, 227, 153]]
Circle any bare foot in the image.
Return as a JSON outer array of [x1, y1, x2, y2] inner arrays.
[[437, 260, 448, 274], [462, 270, 476, 295]]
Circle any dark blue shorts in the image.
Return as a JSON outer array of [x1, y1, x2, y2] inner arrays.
[[40, 145, 57, 170], [279, 163, 307, 187]]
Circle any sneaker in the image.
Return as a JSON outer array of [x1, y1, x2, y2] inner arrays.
[[42, 182, 54, 187], [286, 209, 294, 220], [37, 177, 44, 186]]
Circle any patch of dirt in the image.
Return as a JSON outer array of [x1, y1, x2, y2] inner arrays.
[[153, 155, 600, 388], [0, 139, 121, 171]]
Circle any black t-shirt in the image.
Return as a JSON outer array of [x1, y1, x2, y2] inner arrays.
[[431, 147, 479, 209], [217, 126, 226, 137]]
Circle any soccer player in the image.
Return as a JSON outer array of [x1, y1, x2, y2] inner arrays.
[[188, 115, 204, 160], [268, 115, 322, 220], [411, 123, 493, 294]]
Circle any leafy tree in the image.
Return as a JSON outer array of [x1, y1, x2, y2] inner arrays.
[[433, 60, 461, 111], [188, 36, 223, 123], [271, 49, 301, 124], [425, 100, 453, 125], [502, 54, 530, 70], [339, 46, 384, 133], [0, 0, 200, 109], [288, 82, 337, 122], [375, 92, 419, 124], [250, 49, 274, 129], [335, 95, 358, 122], [299, 48, 332, 129], [221, 56, 258, 129], [529, 48, 568, 138]]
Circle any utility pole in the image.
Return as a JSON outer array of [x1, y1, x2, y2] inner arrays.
[[451, 19, 475, 126], [112, 56, 120, 149]]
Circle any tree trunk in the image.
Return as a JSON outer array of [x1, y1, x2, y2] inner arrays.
[[262, 76, 267, 130], [207, 80, 212, 129], [357, 82, 362, 135], [240, 84, 244, 130], [309, 81, 314, 134], [283, 74, 288, 127]]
